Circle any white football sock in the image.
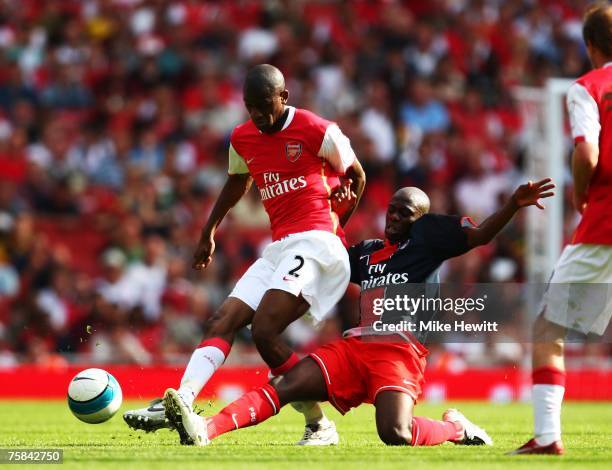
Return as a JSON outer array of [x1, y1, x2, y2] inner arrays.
[[291, 401, 330, 426], [178, 346, 227, 408], [533, 384, 564, 446]]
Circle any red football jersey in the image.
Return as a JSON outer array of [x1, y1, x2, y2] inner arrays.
[[567, 63, 612, 245], [228, 107, 356, 241]]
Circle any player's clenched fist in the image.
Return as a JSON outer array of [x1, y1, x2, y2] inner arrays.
[[511, 178, 555, 210], [193, 236, 215, 270]]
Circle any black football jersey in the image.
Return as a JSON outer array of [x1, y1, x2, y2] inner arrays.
[[346, 213, 475, 344]]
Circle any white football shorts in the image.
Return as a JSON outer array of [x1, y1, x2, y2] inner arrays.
[[229, 230, 350, 322], [540, 243, 612, 335]]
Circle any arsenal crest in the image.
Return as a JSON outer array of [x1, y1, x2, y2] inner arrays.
[[285, 141, 302, 162]]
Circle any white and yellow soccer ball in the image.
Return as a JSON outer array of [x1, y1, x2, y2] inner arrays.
[[67, 368, 122, 424]]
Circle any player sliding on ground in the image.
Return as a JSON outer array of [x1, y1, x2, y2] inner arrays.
[[124, 64, 365, 445], [164, 178, 554, 447], [510, 3, 612, 456]]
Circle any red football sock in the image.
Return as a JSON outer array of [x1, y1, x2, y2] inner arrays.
[[270, 352, 299, 377], [411, 417, 463, 446], [207, 384, 280, 440], [196, 337, 232, 356], [532, 366, 566, 386]]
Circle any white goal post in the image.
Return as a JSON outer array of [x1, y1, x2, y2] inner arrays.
[[514, 78, 575, 284]]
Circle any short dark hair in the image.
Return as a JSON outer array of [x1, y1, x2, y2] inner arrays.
[[582, 2, 612, 57], [243, 64, 285, 98]]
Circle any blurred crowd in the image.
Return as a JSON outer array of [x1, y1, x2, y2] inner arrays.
[[0, 0, 607, 368]]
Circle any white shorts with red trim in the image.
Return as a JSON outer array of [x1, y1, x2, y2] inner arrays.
[[229, 230, 350, 322], [541, 243, 612, 335]]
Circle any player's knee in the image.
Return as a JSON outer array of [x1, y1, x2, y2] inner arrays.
[[377, 422, 412, 446], [251, 318, 277, 346], [204, 310, 235, 339], [532, 314, 565, 359]]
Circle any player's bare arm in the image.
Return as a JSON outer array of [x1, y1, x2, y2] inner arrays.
[[571, 141, 599, 214], [193, 173, 253, 270], [463, 178, 555, 248], [331, 163, 366, 226], [337, 158, 366, 227]]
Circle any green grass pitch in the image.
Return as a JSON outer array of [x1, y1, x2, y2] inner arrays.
[[1, 400, 610, 469]]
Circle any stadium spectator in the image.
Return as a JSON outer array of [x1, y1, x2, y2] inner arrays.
[[95, 248, 137, 313], [124, 234, 168, 321]]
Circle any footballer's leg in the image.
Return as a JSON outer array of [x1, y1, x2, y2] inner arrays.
[[374, 390, 415, 445], [374, 391, 492, 446], [272, 357, 329, 403], [251, 289, 339, 445], [509, 313, 566, 455], [251, 289, 310, 371], [168, 255, 279, 412], [531, 315, 566, 449], [176, 297, 254, 408], [159, 256, 276, 438], [512, 244, 612, 455], [365, 338, 489, 446], [124, 297, 253, 438], [275, 357, 336, 444], [165, 357, 328, 446]]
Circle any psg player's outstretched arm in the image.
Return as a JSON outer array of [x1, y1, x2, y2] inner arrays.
[[572, 141, 599, 214], [463, 178, 555, 248], [193, 173, 253, 270]]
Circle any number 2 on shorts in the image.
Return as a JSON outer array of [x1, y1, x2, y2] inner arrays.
[[288, 255, 304, 277]]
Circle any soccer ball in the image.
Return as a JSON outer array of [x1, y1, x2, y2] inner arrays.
[[67, 368, 122, 424]]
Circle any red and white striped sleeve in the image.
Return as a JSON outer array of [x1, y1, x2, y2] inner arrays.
[[566, 82, 600, 146]]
